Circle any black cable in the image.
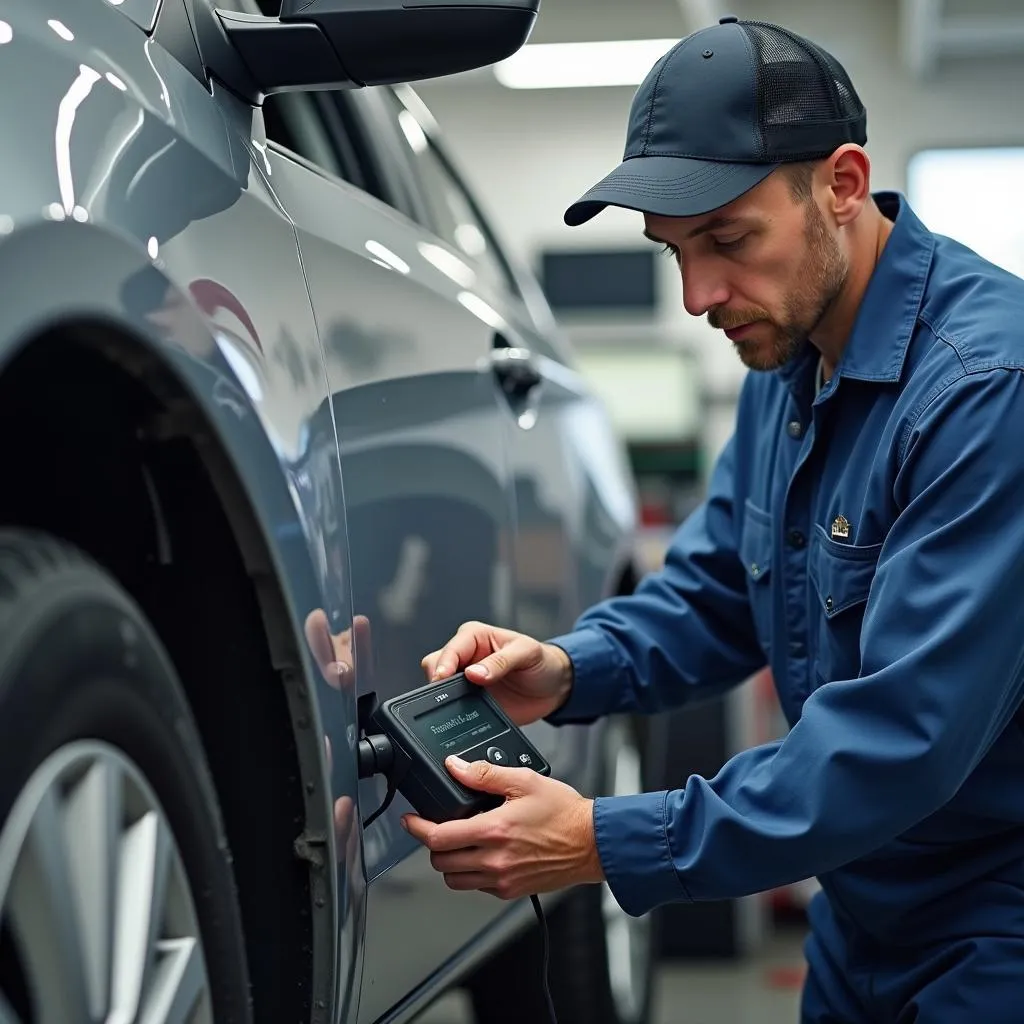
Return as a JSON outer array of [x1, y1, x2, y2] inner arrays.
[[361, 776, 398, 829], [531, 893, 558, 1024]]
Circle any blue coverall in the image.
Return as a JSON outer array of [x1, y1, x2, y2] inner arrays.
[[548, 192, 1024, 1022]]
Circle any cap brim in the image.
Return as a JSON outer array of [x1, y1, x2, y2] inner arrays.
[[564, 155, 780, 227]]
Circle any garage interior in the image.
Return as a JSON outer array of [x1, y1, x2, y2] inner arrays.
[[409, 0, 1024, 1020], [3, 0, 1024, 1021]]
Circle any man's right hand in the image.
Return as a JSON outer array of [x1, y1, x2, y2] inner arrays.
[[421, 622, 573, 726]]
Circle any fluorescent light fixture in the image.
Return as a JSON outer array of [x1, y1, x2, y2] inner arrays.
[[494, 38, 677, 90]]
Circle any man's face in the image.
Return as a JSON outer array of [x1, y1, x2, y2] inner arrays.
[[644, 169, 849, 371]]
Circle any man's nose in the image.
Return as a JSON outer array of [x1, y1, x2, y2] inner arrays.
[[680, 263, 729, 318]]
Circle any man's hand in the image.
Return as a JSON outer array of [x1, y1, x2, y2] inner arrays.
[[402, 757, 605, 900], [421, 621, 574, 726]]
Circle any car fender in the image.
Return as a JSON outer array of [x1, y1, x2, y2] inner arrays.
[[0, 216, 354, 1020]]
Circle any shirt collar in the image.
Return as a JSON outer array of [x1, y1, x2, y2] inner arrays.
[[777, 192, 935, 389], [831, 191, 935, 383]]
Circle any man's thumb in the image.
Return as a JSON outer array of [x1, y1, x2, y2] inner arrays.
[[445, 755, 530, 796]]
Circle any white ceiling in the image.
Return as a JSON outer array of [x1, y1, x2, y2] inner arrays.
[[521, 0, 1024, 77]]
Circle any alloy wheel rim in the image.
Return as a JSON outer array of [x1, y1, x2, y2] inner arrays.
[[0, 740, 213, 1023], [600, 722, 652, 1023]]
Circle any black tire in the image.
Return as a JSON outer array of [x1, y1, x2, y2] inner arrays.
[[467, 718, 656, 1024], [0, 529, 252, 1022]]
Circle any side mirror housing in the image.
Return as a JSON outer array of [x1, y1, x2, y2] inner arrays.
[[199, 0, 540, 100]]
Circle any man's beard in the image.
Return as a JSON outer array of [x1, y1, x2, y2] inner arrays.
[[709, 201, 849, 371]]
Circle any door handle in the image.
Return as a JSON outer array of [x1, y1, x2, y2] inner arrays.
[[490, 346, 542, 400]]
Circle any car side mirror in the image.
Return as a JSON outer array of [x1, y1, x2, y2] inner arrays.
[[196, 0, 540, 101]]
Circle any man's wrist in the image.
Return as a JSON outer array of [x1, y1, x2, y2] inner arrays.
[[575, 797, 605, 884], [544, 642, 574, 712]]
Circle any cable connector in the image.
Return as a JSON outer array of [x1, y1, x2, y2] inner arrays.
[[356, 731, 410, 829], [357, 733, 394, 780]]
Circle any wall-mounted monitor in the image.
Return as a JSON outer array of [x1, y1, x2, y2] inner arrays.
[[540, 248, 657, 312]]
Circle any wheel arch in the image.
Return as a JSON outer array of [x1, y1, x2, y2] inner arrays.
[[0, 220, 339, 1022]]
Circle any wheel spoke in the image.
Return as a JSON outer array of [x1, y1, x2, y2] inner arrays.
[[138, 938, 207, 1024], [62, 757, 121, 1019], [0, 742, 212, 1024], [7, 788, 91, 1023], [108, 810, 171, 1024]]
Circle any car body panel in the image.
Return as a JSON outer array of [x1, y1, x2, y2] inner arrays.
[[110, 0, 163, 32], [258, 140, 529, 1018], [0, 1, 352, 1015], [381, 87, 640, 780], [0, 2, 639, 1021]]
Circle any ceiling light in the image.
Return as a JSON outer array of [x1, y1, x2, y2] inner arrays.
[[494, 38, 677, 90]]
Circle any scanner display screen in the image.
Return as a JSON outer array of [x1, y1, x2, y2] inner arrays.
[[412, 694, 506, 757]]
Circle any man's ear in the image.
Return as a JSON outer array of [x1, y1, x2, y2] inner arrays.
[[822, 145, 871, 227]]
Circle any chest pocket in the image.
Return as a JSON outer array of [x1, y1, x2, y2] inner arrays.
[[809, 525, 881, 686], [739, 500, 774, 655]]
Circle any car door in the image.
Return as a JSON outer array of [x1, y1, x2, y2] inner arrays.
[[251, 85, 522, 1020], [382, 88, 640, 784]]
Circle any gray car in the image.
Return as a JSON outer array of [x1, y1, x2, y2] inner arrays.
[[0, 2, 660, 1022]]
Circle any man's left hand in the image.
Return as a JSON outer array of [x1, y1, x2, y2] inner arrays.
[[401, 757, 605, 900]]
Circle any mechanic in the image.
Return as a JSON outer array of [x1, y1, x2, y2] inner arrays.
[[402, 17, 1024, 1023]]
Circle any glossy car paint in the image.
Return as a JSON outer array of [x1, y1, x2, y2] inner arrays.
[[0, 2, 638, 1021]]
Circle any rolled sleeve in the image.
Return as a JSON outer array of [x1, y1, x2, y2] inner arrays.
[[593, 791, 691, 916]]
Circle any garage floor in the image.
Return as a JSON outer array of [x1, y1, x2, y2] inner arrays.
[[415, 925, 807, 1024]]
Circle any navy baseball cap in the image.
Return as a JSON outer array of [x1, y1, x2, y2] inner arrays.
[[564, 17, 867, 227]]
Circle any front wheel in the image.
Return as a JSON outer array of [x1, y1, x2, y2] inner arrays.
[[467, 717, 656, 1024], [0, 530, 252, 1022]]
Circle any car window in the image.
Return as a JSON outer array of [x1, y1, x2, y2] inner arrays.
[[382, 91, 519, 299], [261, 93, 342, 176], [260, 90, 395, 208]]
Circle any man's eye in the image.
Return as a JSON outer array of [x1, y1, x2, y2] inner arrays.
[[660, 244, 680, 261], [714, 236, 746, 252]]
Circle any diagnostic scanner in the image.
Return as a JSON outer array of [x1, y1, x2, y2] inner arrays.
[[359, 673, 550, 824], [355, 673, 559, 1023]]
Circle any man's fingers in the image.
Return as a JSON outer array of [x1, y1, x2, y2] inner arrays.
[[402, 811, 487, 852], [420, 649, 443, 679], [425, 622, 487, 681], [464, 635, 539, 685], [401, 805, 504, 852], [445, 755, 534, 797], [430, 847, 486, 874], [443, 872, 498, 893]]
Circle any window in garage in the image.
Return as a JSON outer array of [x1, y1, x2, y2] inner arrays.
[[907, 147, 1024, 279]]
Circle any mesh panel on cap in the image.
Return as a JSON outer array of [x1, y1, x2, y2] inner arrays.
[[744, 22, 866, 160]]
